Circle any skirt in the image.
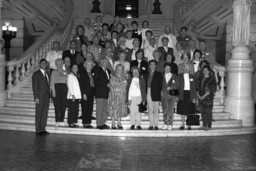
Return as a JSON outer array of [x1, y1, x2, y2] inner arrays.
[[177, 90, 195, 115]]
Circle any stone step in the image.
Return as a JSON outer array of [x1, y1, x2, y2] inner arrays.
[[6, 99, 224, 110], [0, 115, 242, 128], [0, 121, 254, 137], [0, 110, 231, 121], [4, 101, 225, 113]]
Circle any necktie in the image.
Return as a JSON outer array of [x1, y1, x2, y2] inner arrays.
[[44, 73, 49, 84]]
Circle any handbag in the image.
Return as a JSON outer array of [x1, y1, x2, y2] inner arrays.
[[138, 102, 147, 113], [169, 89, 179, 96], [186, 114, 200, 126]]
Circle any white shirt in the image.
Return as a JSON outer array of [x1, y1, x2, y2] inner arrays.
[[125, 39, 134, 49], [141, 39, 150, 49], [158, 33, 177, 50], [131, 49, 138, 61], [40, 69, 49, 83], [128, 77, 141, 100], [184, 73, 190, 90], [46, 50, 62, 70], [144, 45, 157, 61], [103, 67, 110, 80], [67, 73, 81, 99], [193, 60, 200, 73], [165, 73, 172, 83]]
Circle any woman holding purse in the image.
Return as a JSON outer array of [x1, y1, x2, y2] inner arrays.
[[161, 63, 179, 130], [126, 66, 147, 130], [177, 63, 197, 130]]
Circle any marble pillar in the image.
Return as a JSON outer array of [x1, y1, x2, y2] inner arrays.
[[224, 0, 254, 127], [0, 0, 7, 107]]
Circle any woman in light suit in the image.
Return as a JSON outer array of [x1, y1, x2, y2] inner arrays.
[[67, 64, 82, 127]]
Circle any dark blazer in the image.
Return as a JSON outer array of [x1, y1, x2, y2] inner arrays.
[[79, 68, 95, 97], [178, 73, 196, 101], [162, 73, 179, 95], [132, 29, 142, 43], [62, 49, 79, 65], [149, 70, 163, 101], [93, 66, 111, 99], [126, 77, 147, 103], [157, 46, 174, 61], [32, 70, 50, 100], [130, 60, 148, 80], [113, 46, 132, 62]]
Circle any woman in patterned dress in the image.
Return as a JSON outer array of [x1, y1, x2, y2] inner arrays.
[[108, 64, 128, 129]]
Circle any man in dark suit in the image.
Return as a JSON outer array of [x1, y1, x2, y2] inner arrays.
[[79, 60, 95, 129], [130, 49, 148, 81], [94, 58, 111, 129], [157, 37, 174, 61], [62, 40, 79, 65], [147, 59, 163, 130], [32, 59, 50, 135]]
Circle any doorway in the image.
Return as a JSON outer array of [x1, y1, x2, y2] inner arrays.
[[115, 0, 139, 18]]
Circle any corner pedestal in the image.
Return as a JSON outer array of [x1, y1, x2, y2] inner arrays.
[[224, 46, 255, 126]]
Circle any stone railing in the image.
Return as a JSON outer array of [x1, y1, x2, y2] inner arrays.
[[213, 64, 226, 105], [6, 3, 73, 94]]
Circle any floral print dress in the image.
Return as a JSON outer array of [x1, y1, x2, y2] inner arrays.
[[108, 75, 128, 118]]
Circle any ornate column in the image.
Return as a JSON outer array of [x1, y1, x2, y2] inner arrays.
[[0, 0, 7, 106], [224, 0, 254, 126]]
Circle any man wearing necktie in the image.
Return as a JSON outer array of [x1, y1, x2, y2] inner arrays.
[[32, 59, 51, 135], [62, 40, 78, 65]]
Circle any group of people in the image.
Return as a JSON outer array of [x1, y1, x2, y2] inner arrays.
[[32, 16, 217, 135]]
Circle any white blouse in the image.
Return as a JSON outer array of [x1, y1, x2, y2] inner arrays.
[[128, 78, 141, 100], [184, 73, 190, 90], [67, 73, 81, 99]]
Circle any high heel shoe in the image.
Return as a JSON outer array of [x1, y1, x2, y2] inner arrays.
[[117, 125, 123, 130]]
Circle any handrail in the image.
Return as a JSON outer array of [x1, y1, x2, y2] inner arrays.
[[6, 0, 74, 93]]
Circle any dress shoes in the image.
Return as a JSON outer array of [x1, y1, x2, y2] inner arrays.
[[83, 125, 93, 129], [136, 126, 142, 130], [179, 126, 185, 130], [130, 125, 135, 130], [154, 126, 159, 130], [148, 126, 154, 130]]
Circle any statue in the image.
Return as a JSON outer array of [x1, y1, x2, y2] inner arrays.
[[232, 0, 251, 46]]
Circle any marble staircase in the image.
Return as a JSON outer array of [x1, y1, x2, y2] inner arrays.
[[0, 77, 255, 137]]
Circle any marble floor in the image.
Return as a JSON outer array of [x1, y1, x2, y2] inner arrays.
[[0, 130, 256, 171]]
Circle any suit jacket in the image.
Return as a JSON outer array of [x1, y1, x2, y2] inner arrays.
[[79, 68, 95, 97], [130, 60, 148, 80], [32, 70, 50, 100], [94, 66, 111, 99], [178, 73, 196, 101], [149, 70, 163, 101], [126, 77, 147, 103], [105, 57, 115, 74], [162, 73, 179, 95], [157, 46, 174, 61], [62, 49, 79, 65]]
